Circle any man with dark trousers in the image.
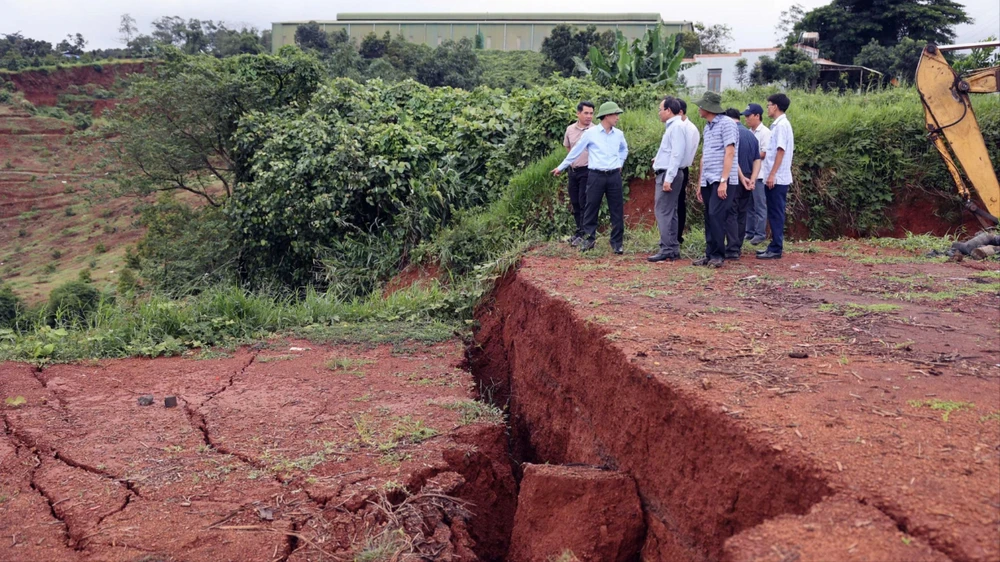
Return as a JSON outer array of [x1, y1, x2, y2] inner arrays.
[[552, 102, 629, 253], [563, 101, 596, 247], [692, 92, 738, 268], [677, 99, 700, 245], [648, 96, 688, 262], [757, 93, 795, 260], [723, 108, 760, 259]]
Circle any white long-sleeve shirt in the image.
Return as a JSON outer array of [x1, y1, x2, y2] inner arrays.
[[652, 115, 687, 183], [680, 117, 700, 168]]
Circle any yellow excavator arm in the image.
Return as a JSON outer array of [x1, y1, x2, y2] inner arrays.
[[915, 42, 1000, 226]]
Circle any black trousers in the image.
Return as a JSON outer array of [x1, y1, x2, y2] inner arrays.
[[725, 182, 753, 256], [567, 166, 589, 237], [582, 169, 624, 248], [679, 167, 689, 244], [701, 182, 734, 261]]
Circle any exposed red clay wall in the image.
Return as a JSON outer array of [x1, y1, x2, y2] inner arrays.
[[3, 63, 147, 107], [471, 273, 833, 561]]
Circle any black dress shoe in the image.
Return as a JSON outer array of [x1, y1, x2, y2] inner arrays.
[[725, 254, 741, 260], [613, 246, 624, 255], [579, 239, 596, 251], [569, 236, 582, 247], [692, 257, 711, 266], [707, 259, 724, 268], [756, 251, 782, 259], [647, 253, 676, 262]]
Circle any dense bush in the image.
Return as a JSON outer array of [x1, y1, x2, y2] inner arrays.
[[47, 280, 101, 326], [0, 282, 24, 328], [477, 51, 548, 90], [230, 77, 657, 291]]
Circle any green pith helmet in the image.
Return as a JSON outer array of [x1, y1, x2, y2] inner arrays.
[[596, 101, 624, 119], [693, 91, 725, 114]]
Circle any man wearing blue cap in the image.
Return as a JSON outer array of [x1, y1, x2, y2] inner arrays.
[[742, 103, 770, 245], [552, 101, 629, 254]]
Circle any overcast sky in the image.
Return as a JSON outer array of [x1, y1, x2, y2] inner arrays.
[[2, 0, 998, 57]]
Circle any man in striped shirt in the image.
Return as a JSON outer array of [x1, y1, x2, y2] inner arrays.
[[693, 91, 739, 268], [757, 93, 794, 260]]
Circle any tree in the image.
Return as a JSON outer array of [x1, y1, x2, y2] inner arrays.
[[294, 21, 328, 52], [417, 38, 481, 89], [56, 33, 87, 56], [574, 26, 686, 88], [119, 14, 138, 48], [678, 22, 733, 55], [775, 4, 806, 45], [734, 58, 749, 88], [853, 37, 924, 83], [102, 47, 323, 207], [360, 31, 390, 59], [796, 0, 971, 64], [952, 36, 999, 73], [750, 45, 817, 87], [541, 24, 611, 77]]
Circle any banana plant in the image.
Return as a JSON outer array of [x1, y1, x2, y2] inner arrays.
[[573, 25, 686, 88]]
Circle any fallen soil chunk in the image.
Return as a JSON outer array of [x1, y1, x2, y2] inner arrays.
[[509, 463, 645, 562]]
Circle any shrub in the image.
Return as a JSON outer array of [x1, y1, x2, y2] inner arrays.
[[0, 283, 24, 328], [51, 249, 62, 259], [72, 112, 92, 130], [94, 242, 107, 254], [46, 280, 101, 326]]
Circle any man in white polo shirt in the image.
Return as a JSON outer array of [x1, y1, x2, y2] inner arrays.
[[741, 103, 770, 245], [757, 93, 794, 260]]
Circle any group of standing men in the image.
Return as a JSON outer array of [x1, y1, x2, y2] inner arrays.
[[552, 91, 794, 267]]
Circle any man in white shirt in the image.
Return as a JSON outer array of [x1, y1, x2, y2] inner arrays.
[[677, 99, 700, 245], [562, 101, 596, 246], [757, 93, 794, 260], [741, 103, 770, 245], [648, 96, 688, 262]]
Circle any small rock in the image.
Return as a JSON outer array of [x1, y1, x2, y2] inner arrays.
[[701, 378, 712, 390], [164, 396, 178, 408], [257, 506, 274, 521], [788, 351, 809, 359], [137, 395, 154, 406]]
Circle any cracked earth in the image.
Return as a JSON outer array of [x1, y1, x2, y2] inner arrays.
[[0, 339, 512, 561]]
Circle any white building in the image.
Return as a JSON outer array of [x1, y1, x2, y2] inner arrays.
[[679, 45, 820, 92]]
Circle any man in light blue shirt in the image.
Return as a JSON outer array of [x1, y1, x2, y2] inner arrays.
[[757, 93, 795, 260], [553, 101, 629, 253], [648, 96, 687, 262]]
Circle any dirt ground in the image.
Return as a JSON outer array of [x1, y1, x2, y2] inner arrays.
[[0, 339, 514, 561], [475, 238, 999, 561]]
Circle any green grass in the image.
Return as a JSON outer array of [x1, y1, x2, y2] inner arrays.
[[434, 399, 505, 425], [908, 399, 975, 422], [818, 302, 902, 318]]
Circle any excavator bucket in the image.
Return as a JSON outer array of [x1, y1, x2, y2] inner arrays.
[[915, 43, 1000, 225]]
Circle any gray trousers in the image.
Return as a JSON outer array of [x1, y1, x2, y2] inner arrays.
[[747, 179, 767, 239], [654, 171, 684, 255]]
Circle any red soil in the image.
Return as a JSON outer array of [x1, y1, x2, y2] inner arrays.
[[384, 261, 444, 297], [4, 63, 146, 107], [473, 240, 1000, 562], [510, 464, 645, 562], [0, 339, 514, 561]]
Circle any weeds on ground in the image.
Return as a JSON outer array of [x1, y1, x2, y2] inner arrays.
[[434, 399, 506, 425], [325, 357, 375, 377], [549, 551, 582, 562], [908, 399, 974, 422], [818, 302, 901, 318]]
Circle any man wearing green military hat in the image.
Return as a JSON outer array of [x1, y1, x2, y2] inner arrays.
[[553, 101, 629, 254]]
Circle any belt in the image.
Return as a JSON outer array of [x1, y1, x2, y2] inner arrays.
[[570, 165, 587, 170], [590, 169, 619, 175], [654, 169, 667, 175]]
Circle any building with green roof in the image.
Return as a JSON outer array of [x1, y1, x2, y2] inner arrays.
[[271, 13, 692, 53]]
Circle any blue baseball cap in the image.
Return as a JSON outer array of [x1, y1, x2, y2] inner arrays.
[[742, 103, 764, 117]]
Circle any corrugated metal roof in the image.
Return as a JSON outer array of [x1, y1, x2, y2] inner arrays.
[[274, 13, 683, 24], [338, 13, 662, 22]]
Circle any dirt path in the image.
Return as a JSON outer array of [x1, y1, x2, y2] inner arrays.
[[474, 240, 1000, 561], [1, 339, 514, 561]]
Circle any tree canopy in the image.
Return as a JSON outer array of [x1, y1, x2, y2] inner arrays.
[[796, 0, 971, 64]]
